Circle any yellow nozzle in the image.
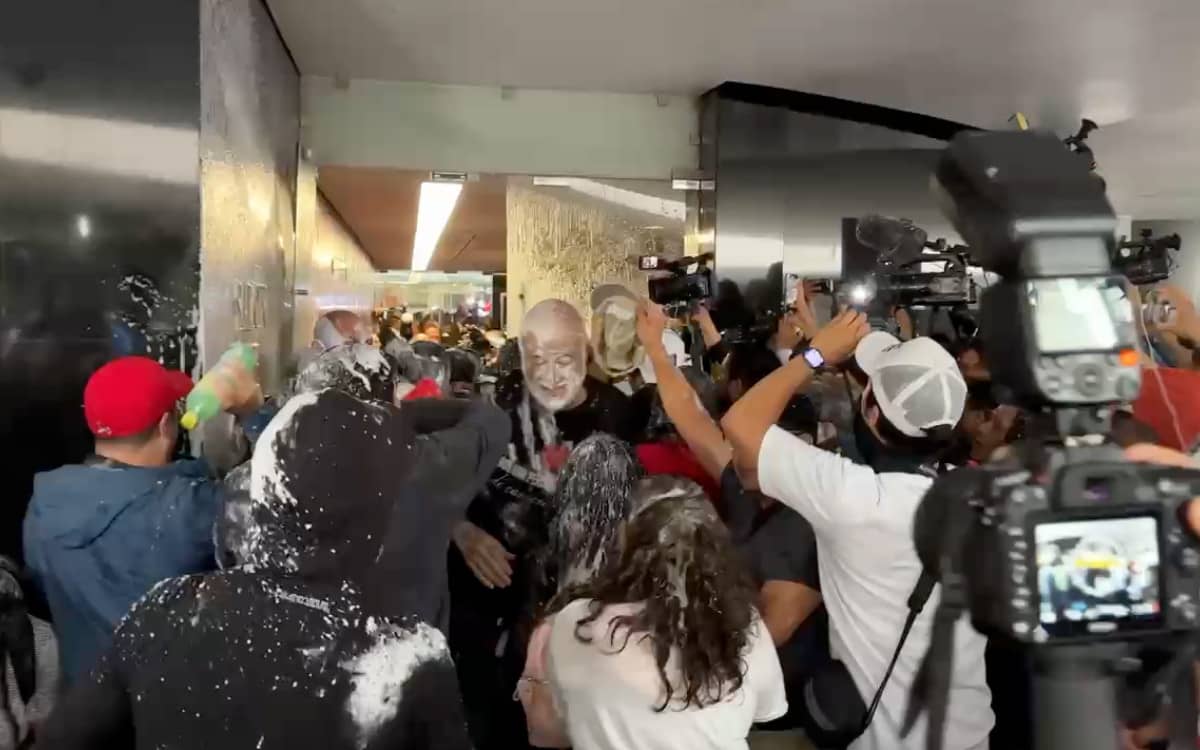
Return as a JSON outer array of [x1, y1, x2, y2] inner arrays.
[[180, 411, 199, 430]]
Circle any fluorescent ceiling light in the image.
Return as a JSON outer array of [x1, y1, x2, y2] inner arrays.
[[0, 108, 197, 185], [76, 214, 91, 239], [411, 181, 463, 271]]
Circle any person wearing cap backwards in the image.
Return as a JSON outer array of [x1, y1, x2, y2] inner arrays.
[[722, 310, 993, 750], [22, 355, 262, 685]]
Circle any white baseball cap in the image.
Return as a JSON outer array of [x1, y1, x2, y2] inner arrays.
[[854, 331, 967, 438]]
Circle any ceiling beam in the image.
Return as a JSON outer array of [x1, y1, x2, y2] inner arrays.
[[301, 77, 698, 179]]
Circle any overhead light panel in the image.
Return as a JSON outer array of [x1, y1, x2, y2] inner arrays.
[[411, 181, 463, 272]]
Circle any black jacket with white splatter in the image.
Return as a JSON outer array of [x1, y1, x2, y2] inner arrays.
[[41, 389, 495, 750]]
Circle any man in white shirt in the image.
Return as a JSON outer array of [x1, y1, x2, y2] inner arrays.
[[722, 310, 993, 750]]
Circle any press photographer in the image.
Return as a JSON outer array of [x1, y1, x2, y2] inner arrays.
[[722, 305, 992, 749], [907, 129, 1200, 750]]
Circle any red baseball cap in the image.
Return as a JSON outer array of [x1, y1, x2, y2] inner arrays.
[[84, 357, 194, 438]]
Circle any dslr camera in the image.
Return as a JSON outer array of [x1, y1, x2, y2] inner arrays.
[[908, 130, 1200, 750]]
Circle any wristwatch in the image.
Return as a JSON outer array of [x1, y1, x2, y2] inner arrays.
[[802, 347, 825, 369]]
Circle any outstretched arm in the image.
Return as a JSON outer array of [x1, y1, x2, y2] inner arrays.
[[637, 300, 730, 481], [721, 311, 868, 485]]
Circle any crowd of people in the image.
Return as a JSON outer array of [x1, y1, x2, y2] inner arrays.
[[4, 276, 1200, 750]]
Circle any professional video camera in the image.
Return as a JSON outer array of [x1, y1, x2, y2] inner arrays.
[[907, 130, 1200, 750], [1113, 228, 1182, 286], [843, 215, 977, 313], [639, 252, 715, 313]]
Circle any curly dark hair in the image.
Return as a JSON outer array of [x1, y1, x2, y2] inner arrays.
[[553, 495, 757, 712]]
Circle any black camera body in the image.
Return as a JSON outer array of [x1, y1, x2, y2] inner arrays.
[[877, 251, 976, 308], [641, 253, 715, 312], [1113, 229, 1181, 286], [841, 216, 977, 315], [963, 458, 1200, 645], [907, 129, 1200, 749]]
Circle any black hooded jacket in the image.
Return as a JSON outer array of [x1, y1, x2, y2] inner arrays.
[[42, 389, 508, 750]]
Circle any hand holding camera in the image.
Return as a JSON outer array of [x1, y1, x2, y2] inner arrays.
[[808, 310, 870, 367], [1148, 284, 1200, 343]]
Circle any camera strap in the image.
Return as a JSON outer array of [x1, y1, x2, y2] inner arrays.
[[900, 468, 984, 750], [861, 569, 937, 732]]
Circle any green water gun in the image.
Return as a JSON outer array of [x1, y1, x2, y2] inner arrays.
[[180, 342, 259, 430]]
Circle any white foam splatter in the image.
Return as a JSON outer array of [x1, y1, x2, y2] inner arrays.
[[340, 622, 449, 749], [250, 391, 321, 508]]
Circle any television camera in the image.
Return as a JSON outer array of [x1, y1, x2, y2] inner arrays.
[[1114, 228, 1183, 287], [845, 215, 977, 311], [639, 253, 714, 314], [907, 130, 1200, 750]]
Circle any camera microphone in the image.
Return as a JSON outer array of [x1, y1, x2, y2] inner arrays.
[[855, 215, 929, 266]]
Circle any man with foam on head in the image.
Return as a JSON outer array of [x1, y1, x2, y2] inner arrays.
[[313, 310, 367, 351], [448, 297, 634, 750], [519, 299, 592, 411], [288, 342, 511, 631]]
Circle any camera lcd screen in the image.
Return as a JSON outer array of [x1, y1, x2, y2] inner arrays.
[[1027, 277, 1135, 354], [1034, 516, 1160, 636]]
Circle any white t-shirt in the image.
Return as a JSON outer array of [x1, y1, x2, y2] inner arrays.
[[547, 599, 787, 750], [757, 426, 993, 750]]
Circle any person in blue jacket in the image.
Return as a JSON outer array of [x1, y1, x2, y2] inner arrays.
[[23, 355, 264, 684]]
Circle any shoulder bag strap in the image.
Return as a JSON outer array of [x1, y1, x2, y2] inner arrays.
[[860, 569, 937, 731]]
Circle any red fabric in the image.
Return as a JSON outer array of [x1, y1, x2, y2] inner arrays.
[[402, 378, 443, 401], [635, 441, 721, 503], [84, 357, 193, 438], [1132, 367, 1200, 451]]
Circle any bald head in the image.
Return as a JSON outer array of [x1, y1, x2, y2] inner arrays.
[[314, 310, 365, 350], [520, 299, 588, 412], [522, 299, 585, 342]]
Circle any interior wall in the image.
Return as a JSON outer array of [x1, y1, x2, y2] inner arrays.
[[292, 193, 376, 349], [0, 1, 202, 562], [505, 182, 684, 332], [199, 0, 299, 393]]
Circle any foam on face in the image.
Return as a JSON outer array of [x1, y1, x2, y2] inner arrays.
[[340, 621, 450, 749], [520, 299, 588, 412]]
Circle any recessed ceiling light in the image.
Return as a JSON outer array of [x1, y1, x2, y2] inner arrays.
[[411, 181, 463, 272]]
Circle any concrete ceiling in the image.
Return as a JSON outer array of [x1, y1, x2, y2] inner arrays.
[[269, 0, 1200, 219], [318, 167, 506, 272]]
